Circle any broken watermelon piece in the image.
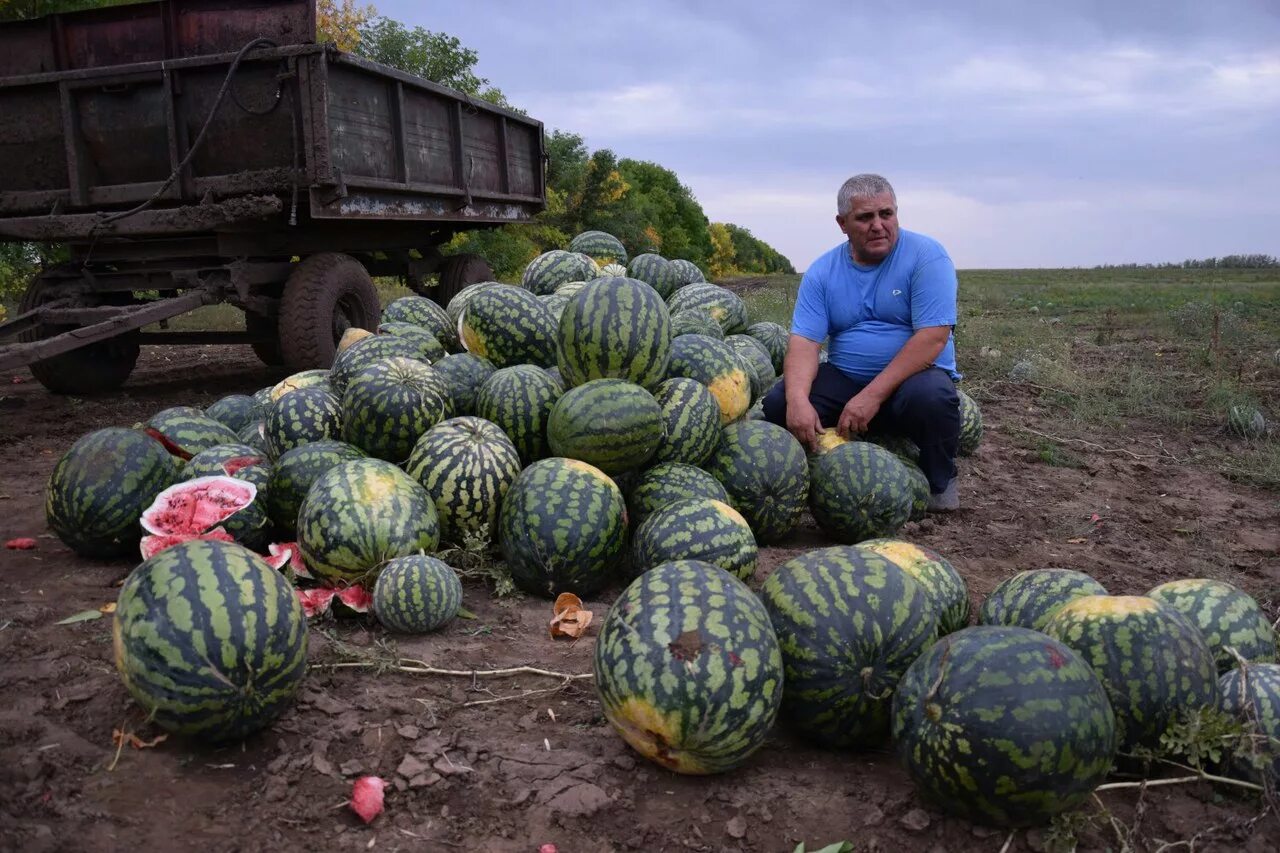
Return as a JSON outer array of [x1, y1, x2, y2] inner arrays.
[[138, 476, 257, 559]]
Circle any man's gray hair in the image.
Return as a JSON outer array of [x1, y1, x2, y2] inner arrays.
[[837, 174, 896, 216]]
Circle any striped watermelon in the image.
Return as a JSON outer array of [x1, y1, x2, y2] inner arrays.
[[381, 294, 459, 350], [544, 365, 565, 390], [372, 555, 463, 633], [745, 322, 788, 374], [858, 539, 969, 635], [264, 386, 343, 458], [725, 334, 777, 400], [547, 379, 664, 475], [182, 443, 266, 478], [474, 364, 563, 465], [1218, 663, 1280, 784], [667, 284, 748, 334], [554, 281, 588, 298], [707, 421, 808, 544], [1042, 595, 1219, 751], [958, 389, 983, 456], [1147, 579, 1277, 673], [270, 370, 331, 402], [445, 281, 499, 327], [569, 230, 628, 266], [204, 395, 259, 433], [628, 462, 729, 527], [666, 334, 752, 424], [296, 458, 441, 585], [238, 421, 269, 455], [574, 253, 601, 280], [594, 559, 783, 774], [330, 334, 434, 395], [556, 277, 672, 389], [266, 440, 366, 534], [626, 254, 679, 299], [670, 309, 725, 340], [979, 569, 1109, 632], [522, 250, 596, 295], [498, 458, 627, 598], [600, 263, 628, 278], [807, 442, 915, 544], [377, 322, 447, 362], [650, 377, 722, 467], [892, 626, 1117, 827], [113, 539, 308, 741], [431, 352, 495, 416], [146, 408, 241, 457], [180, 452, 272, 550], [540, 291, 572, 322], [405, 416, 522, 546], [669, 259, 706, 286], [458, 284, 558, 368], [46, 428, 180, 558], [632, 498, 757, 580], [762, 545, 937, 747], [340, 357, 451, 463], [904, 465, 929, 521]]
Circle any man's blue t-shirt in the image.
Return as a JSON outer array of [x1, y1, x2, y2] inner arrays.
[[791, 229, 959, 381]]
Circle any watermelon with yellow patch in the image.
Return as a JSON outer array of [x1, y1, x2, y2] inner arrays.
[[858, 539, 969, 635], [1146, 578, 1277, 673], [666, 334, 751, 424]]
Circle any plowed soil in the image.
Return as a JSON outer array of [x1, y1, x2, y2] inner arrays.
[[2, 345, 1277, 853]]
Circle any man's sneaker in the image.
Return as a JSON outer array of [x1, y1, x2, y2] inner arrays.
[[926, 478, 960, 513]]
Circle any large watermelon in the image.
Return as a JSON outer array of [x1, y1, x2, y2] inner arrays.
[[627, 462, 729, 527], [546, 379, 664, 475], [458, 284, 558, 368], [405, 416, 522, 546], [707, 421, 808, 544], [264, 386, 343, 458], [113, 539, 308, 741], [1217, 663, 1280, 784], [667, 284, 748, 334], [474, 364, 563, 465], [762, 545, 937, 747], [497, 458, 627, 598], [556, 277, 672, 389], [631, 498, 757, 581], [745, 322, 788, 374], [371, 555, 463, 633], [340, 357, 451, 463], [266, 440, 366, 534], [522, 250, 595, 295], [1042, 595, 1219, 752], [958, 388, 983, 456], [670, 309, 725, 340], [892, 626, 1117, 827], [204, 395, 259, 434], [807, 442, 916, 544], [296, 458, 441, 585], [626, 254, 679, 299], [650, 377, 722, 467], [330, 334, 435, 395], [725, 334, 777, 400], [858, 539, 970, 635], [979, 569, 1109, 632], [46, 428, 180, 558], [568, 230, 628, 266], [381, 294, 459, 351], [1147, 579, 1277, 673], [669, 259, 706, 287], [146, 408, 241, 458], [431, 352, 495, 416], [594, 560, 783, 774], [666, 334, 752, 424], [445, 281, 499, 327]]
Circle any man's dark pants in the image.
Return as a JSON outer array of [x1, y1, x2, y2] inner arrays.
[[762, 364, 960, 494]]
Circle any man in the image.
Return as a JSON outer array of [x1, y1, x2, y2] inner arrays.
[[761, 174, 962, 512]]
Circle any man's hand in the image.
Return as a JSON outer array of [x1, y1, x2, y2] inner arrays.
[[837, 390, 882, 437], [786, 399, 825, 451]]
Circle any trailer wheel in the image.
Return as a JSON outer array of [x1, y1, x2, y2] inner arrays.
[[434, 253, 494, 306], [18, 269, 139, 395], [245, 313, 285, 366], [278, 253, 380, 370]]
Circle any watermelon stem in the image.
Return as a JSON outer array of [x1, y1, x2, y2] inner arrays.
[[1095, 772, 1263, 793]]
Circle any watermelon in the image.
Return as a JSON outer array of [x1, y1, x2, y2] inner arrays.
[[569, 230, 628, 266], [372, 555, 463, 633], [979, 569, 1109, 632], [1042, 595, 1219, 752], [807, 442, 915, 544], [296, 458, 441, 585], [669, 259, 706, 286], [146, 408, 241, 458], [546, 379, 664, 475], [594, 559, 783, 774], [204, 395, 259, 433], [725, 334, 776, 400], [892, 626, 1117, 827], [113, 539, 308, 741], [264, 386, 343, 458], [497, 458, 627, 598], [376, 322, 447, 362], [330, 334, 434, 395], [340, 357, 451, 463], [904, 465, 929, 521], [270, 370, 331, 402], [670, 309, 725, 340], [1217, 663, 1280, 784], [707, 421, 808, 544], [474, 364, 563, 465], [46, 428, 180, 558], [600, 263, 628, 278], [1227, 405, 1266, 438], [540, 292, 572, 322], [431, 352, 495, 416], [626, 254, 679, 299], [667, 284, 748, 334], [237, 421, 269, 455], [180, 443, 266, 479], [405, 416, 522, 546], [445, 281, 499, 328], [858, 539, 969, 635], [574, 253, 601, 280], [553, 281, 588, 298], [650, 377, 722, 467], [266, 440, 366, 534], [381, 294, 458, 350], [556, 277, 672, 389], [544, 365, 565, 390], [627, 462, 729, 527], [958, 388, 983, 456], [522, 250, 595, 295], [1146, 579, 1277, 673], [666, 334, 752, 424], [745, 322, 788, 374], [632, 498, 757, 581], [458, 284, 558, 368]]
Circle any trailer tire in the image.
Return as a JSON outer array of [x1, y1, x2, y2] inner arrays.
[[434, 253, 494, 307], [18, 269, 139, 395], [245, 313, 285, 366], [278, 253, 380, 370]]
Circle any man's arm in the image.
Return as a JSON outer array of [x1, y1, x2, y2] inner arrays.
[[783, 335, 825, 450], [836, 326, 950, 437]]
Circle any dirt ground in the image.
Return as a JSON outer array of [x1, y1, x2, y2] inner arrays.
[[2, 345, 1278, 853]]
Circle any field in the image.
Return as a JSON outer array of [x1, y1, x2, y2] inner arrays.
[[1, 268, 1278, 852]]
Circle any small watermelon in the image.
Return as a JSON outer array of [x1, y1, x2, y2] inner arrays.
[[807, 441, 915, 544], [556, 277, 672, 389], [372, 555, 463, 633], [546, 379, 664, 475], [858, 539, 970, 635], [626, 254, 679, 299], [266, 440, 366, 535], [627, 462, 729, 527], [745, 322, 788, 374], [521, 250, 595, 295], [340, 357, 451, 463], [669, 259, 706, 286], [265, 386, 343, 458], [667, 284, 748, 334], [1217, 663, 1280, 784], [958, 388, 983, 456], [204, 395, 259, 433], [458, 284, 558, 368], [1147, 579, 1277, 673], [431, 352, 495, 416], [979, 569, 1109, 632], [376, 322, 447, 362], [666, 334, 752, 424], [650, 377, 722, 467], [569, 230, 628, 266], [330, 334, 435, 395], [474, 364, 563, 465], [707, 421, 808, 544], [631, 498, 757, 581], [381, 295, 459, 351]]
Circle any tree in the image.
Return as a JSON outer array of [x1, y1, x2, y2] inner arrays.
[[356, 17, 510, 107], [316, 0, 376, 53], [707, 223, 737, 279]]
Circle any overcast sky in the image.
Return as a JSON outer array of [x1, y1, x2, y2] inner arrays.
[[380, 1, 1279, 270]]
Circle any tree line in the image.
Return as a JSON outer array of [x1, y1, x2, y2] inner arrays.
[[1092, 255, 1279, 270]]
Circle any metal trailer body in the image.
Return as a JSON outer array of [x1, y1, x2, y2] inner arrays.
[[0, 0, 546, 393]]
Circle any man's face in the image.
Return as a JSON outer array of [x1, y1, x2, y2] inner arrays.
[[837, 192, 899, 264]]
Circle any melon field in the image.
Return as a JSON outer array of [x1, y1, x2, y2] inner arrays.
[[2, 266, 1278, 852]]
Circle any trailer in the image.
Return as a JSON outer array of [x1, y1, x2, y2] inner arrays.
[[0, 0, 545, 394]]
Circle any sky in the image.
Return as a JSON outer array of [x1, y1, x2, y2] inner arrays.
[[379, 1, 1280, 271]]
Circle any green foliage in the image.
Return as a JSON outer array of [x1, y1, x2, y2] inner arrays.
[[355, 16, 510, 107], [0, 243, 66, 304], [1138, 705, 1266, 775], [0, 0, 133, 21]]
